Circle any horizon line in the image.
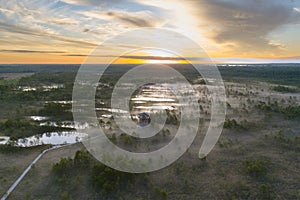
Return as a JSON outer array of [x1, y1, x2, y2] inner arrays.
[[1, 62, 300, 65]]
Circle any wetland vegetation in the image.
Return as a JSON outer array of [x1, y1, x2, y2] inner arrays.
[[0, 64, 299, 199]]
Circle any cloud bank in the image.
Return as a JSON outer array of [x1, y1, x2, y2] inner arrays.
[[0, 0, 300, 62]]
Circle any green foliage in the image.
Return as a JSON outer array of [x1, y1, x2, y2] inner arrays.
[[39, 103, 73, 119], [274, 130, 287, 142], [293, 137, 300, 151], [61, 191, 73, 200], [272, 85, 298, 93], [52, 157, 73, 176], [2, 64, 300, 200], [219, 65, 300, 87], [165, 110, 179, 125], [218, 139, 235, 148], [52, 150, 139, 198], [243, 160, 267, 177], [258, 184, 270, 199], [18, 71, 76, 86], [109, 133, 117, 143], [257, 101, 300, 119], [0, 119, 74, 139], [0, 143, 50, 153], [90, 164, 135, 195], [224, 119, 258, 131], [281, 105, 300, 119], [223, 181, 251, 200], [0, 82, 15, 100], [52, 150, 92, 176], [194, 78, 206, 85], [0, 66, 77, 104], [223, 119, 240, 129], [74, 150, 91, 168], [273, 130, 300, 151], [120, 133, 133, 145], [153, 187, 168, 200], [25, 192, 31, 200]]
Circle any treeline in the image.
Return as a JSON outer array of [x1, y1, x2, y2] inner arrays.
[[39, 102, 73, 120], [0, 88, 73, 101], [0, 119, 74, 139], [0, 71, 76, 102], [219, 65, 300, 87], [18, 72, 76, 87], [0, 64, 79, 73], [272, 85, 298, 93]]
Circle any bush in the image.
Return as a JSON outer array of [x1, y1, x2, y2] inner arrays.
[[258, 184, 270, 199], [256, 101, 300, 119], [223, 119, 241, 129], [51, 150, 143, 198], [281, 105, 300, 119], [272, 85, 297, 93], [90, 164, 135, 195], [74, 150, 91, 168], [218, 139, 234, 148], [153, 187, 168, 200], [52, 157, 73, 176], [61, 191, 73, 200], [223, 181, 251, 200], [243, 160, 267, 177]]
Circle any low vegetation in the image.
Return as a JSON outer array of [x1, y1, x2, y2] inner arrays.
[[272, 85, 298, 93], [256, 101, 300, 119], [1, 64, 300, 199], [38, 102, 73, 120], [51, 150, 168, 199], [0, 119, 74, 139], [243, 160, 267, 177]]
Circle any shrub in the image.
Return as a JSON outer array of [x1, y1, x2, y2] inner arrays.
[[52, 157, 73, 176], [223, 119, 240, 129], [272, 85, 297, 93], [153, 187, 168, 200], [243, 160, 267, 177], [61, 191, 73, 200], [90, 164, 135, 195], [258, 184, 270, 199], [223, 181, 250, 200]]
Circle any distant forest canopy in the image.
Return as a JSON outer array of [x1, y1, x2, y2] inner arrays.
[[1, 63, 300, 87]]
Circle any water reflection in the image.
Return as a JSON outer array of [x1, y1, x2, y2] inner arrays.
[[39, 121, 90, 129], [0, 136, 10, 145], [2, 132, 87, 147]]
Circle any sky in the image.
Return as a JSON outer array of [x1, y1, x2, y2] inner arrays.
[[1, 0, 300, 64]]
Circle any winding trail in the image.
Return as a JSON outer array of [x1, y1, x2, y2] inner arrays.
[[1, 144, 72, 200]]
